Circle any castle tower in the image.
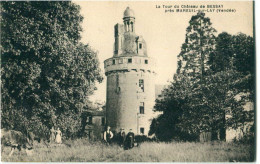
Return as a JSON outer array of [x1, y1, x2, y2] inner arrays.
[[104, 7, 156, 135]]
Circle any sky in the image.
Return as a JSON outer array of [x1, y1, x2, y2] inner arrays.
[[74, 1, 253, 102]]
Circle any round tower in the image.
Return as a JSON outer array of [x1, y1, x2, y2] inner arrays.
[[104, 7, 156, 135]]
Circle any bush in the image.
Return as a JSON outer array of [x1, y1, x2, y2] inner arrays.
[[135, 135, 153, 143], [234, 133, 255, 145]]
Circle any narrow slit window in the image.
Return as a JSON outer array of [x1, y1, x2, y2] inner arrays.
[[139, 44, 142, 49], [131, 22, 134, 32], [139, 79, 144, 92], [113, 59, 116, 65], [139, 102, 144, 114]]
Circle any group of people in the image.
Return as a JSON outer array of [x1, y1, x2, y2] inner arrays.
[[50, 127, 62, 144], [49, 126, 135, 149], [103, 126, 135, 150]]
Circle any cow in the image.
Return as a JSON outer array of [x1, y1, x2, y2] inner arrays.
[[1, 129, 34, 156]]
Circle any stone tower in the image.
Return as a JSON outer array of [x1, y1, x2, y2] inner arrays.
[[104, 7, 156, 135]]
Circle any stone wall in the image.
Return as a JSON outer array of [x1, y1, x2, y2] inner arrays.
[[106, 69, 156, 135]]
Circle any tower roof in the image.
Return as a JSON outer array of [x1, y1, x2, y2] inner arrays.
[[123, 7, 135, 18]]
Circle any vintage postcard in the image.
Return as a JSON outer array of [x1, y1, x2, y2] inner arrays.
[[1, 0, 255, 162]]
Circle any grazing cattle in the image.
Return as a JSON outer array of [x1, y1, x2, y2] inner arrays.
[[28, 131, 44, 143], [1, 129, 33, 156], [26, 130, 50, 147]]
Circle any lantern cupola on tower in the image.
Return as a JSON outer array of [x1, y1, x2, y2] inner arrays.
[[114, 7, 147, 56], [123, 7, 135, 33]]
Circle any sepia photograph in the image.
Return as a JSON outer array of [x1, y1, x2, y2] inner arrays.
[[0, 0, 256, 162]]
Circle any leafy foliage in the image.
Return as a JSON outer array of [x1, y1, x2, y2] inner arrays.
[[177, 12, 216, 80], [209, 32, 233, 72], [209, 32, 254, 94], [150, 12, 254, 141], [1, 1, 103, 138]]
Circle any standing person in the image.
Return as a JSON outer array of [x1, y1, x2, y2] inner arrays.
[[124, 129, 135, 150], [118, 128, 126, 147], [103, 126, 113, 145], [50, 127, 56, 143], [55, 127, 62, 144]]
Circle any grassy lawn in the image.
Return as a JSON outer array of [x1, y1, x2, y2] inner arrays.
[[1, 139, 255, 162]]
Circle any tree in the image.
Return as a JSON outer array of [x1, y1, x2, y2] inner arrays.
[[149, 74, 197, 141], [1, 1, 103, 138], [178, 69, 251, 140], [174, 11, 218, 138], [150, 12, 255, 141], [209, 32, 254, 95], [177, 12, 216, 81], [151, 12, 218, 141], [233, 33, 254, 76], [152, 60, 253, 142], [209, 32, 233, 73], [208, 33, 254, 137]]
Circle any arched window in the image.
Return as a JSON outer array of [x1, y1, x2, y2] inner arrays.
[[131, 22, 134, 32], [127, 21, 130, 31], [124, 22, 127, 31], [139, 43, 142, 49]]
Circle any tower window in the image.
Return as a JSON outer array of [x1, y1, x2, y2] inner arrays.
[[139, 79, 144, 92], [119, 58, 123, 64], [139, 43, 142, 49], [145, 60, 148, 64], [116, 87, 121, 93], [128, 58, 132, 63], [140, 128, 144, 134], [139, 102, 144, 114], [113, 59, 116, 65]]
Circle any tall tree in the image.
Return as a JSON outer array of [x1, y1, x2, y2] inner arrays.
[[150, 12, 254, 141], [1, 1, 103, 138], [177, 12, 216, 81], [174, 11, 218, 137]]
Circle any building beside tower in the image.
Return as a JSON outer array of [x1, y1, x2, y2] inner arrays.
[[104, 7, 157, 135]]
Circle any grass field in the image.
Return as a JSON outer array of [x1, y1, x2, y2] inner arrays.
[[1, 139, 255, 162]]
